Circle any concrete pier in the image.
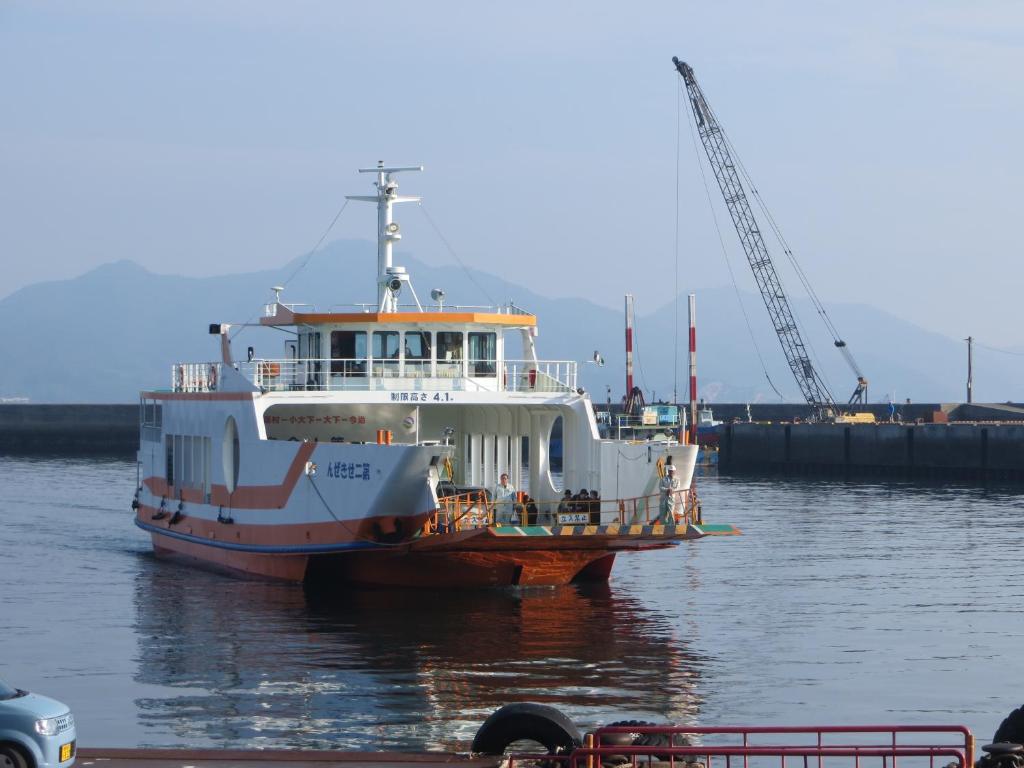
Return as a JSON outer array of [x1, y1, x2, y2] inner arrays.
[[0, 404, 137, 454], [719, 422, 1024, 482]]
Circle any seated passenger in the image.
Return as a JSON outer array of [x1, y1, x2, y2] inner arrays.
[[522, 493, 539, 525], [588, 489, 601, 525], [557, 490, 573, 515], [573, 489, 589, 513]]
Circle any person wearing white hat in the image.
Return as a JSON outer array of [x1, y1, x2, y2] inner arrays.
[[658, 464, 682, 524]]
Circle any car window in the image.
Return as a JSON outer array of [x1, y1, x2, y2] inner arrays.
[[0, 678, 24, 700]]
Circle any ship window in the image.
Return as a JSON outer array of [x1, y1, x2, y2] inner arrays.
[[141, 400, 162, 442], [330, 331, 366, 376], [373, 331, 400, 377], [173, 434, 184, 491], [468, 332, 497, 377], [436, 332, 463, 378], [301, 331, 322, 359], [223, 417, 240, 494], [301, 332, 323, 388], [165, 435, 174, 486], [403, 331, 431, 376]]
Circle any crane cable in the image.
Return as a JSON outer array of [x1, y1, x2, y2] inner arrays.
[[672, 80, 681, 405], [680, 81, 785, 400], [696, 94, 839, 395], [717, 117, 862, 378], [229, 198, 352, 342], [418, 203, 498, 307]]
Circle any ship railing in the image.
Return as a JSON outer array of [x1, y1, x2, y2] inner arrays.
[[189, 358, 577, 393], [421, 487, 702, 535], [510, 724, 974, 768], [503, 360, 577, 393], [263, 302, 315, 317], [171, 362, 223, 393], [333, 302, 535, 315]]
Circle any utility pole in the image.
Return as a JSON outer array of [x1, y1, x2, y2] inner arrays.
[[965, 336, 974, 404]]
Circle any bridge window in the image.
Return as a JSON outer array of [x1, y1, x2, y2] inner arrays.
[[436, 332, 463, 378], [330, 331, 366, 376], [468, 332, 497, 377], [373, 331, 400, 377], [403, 331, 431, 376]]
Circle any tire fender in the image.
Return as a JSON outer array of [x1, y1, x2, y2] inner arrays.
[[472, 703, 582, 756], [994, 705, 1024, 745]]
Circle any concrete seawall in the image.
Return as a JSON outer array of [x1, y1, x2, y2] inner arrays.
[[0, 404, 137, 455], [720, 422, 1024, 481]]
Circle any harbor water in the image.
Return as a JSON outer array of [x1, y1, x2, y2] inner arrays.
[[1, 455, 1022, 750]]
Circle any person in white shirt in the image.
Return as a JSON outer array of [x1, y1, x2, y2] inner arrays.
[[658, 465, 682, 524], [493, 473, 520, 525]]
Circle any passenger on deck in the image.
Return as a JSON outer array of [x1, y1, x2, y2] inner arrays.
[[493, 473, 521, 525], [557, 490, 573, 515], [658, 465, 682, 524], [574, 489, 589, 514], [588, 489, 601, 525], [522, 493, 539, 525]]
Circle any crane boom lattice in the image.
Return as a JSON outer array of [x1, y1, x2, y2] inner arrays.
[[673, 57, 838, 414]]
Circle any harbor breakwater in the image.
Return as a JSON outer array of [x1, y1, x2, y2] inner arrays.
[[719, 421, 1024, 481], [0, 404, 137, 454]]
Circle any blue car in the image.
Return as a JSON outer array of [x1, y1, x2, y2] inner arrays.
[[0, 678, 75, 768]]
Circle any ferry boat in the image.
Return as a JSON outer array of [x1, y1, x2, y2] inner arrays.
[[133, 163, 738, 587]]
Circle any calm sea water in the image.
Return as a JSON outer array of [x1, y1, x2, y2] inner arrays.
[[1, 455, 1022, 751]]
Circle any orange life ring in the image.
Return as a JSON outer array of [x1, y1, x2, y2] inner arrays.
[[259, 361, 281, 378]]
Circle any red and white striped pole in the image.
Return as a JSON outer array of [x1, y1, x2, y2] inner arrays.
[[688, 293, 698, 445], [625, 293, 635, 398]]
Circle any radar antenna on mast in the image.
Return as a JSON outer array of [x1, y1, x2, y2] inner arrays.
[[347, 161, 424, 312]]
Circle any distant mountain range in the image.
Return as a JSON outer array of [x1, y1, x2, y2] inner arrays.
[[2, 239, 1020, 404]]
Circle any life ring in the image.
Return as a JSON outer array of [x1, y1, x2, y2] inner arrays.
[[208, 364, 218, 391], [259, 361, 281, 378]]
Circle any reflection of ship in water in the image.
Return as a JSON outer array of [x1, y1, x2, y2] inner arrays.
[[132, 563, 707, 751]]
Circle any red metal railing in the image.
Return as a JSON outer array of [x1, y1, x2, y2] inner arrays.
[[509, 725, 973, 768], [421, 487, 703, 535]]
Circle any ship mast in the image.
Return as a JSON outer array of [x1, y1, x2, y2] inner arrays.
[[347, 161, 424, 312]]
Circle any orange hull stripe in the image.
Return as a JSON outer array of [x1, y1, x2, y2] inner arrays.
[[144, 443, 315, 509], [137, 504, 430, 548], [142, 391, 256, 401]]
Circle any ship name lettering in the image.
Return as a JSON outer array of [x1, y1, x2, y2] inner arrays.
[[327, 461, 371, 480]]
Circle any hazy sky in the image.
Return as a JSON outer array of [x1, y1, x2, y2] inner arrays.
[[2, 1, 1023, 348]]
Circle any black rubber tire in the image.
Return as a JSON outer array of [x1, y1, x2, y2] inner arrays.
[[995, 706, 1024, 744], [0, 745, 29, 768], [472, 703, 582, 756]]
